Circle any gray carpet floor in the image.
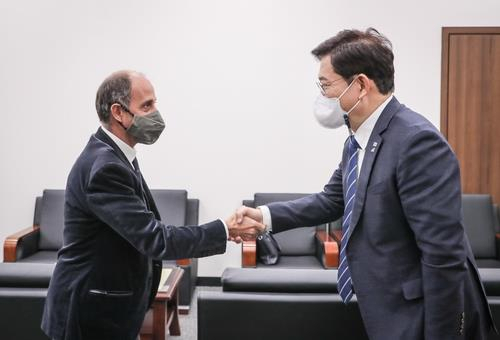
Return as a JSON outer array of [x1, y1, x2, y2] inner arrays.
[[171, 286, 221, 340]]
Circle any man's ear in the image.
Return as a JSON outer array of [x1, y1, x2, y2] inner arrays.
[[356, 74, 371, 99], [110, 103, 124, 122]]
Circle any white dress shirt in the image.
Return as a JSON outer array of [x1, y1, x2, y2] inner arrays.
[[352, 94, 393, 174], [101, 126, 137, 168], [100, 126, 229, 237], [260, 95, 394, 231]]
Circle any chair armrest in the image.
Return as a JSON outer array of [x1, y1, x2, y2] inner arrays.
[[3, 226, 40, 262], [331, 229, 342, 243], [315, 230, 339, 268], [176, 259, 192, 266], [241, 240, 256, 268]]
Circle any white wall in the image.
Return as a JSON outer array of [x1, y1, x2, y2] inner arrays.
[[1, 0, 499, 276]]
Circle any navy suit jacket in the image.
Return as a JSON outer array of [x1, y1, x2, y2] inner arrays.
[[267, 97, 493, 339], [41, 127, 227, 340]]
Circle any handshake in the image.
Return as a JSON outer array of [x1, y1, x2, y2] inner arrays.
[[224, 206, 265, 243]]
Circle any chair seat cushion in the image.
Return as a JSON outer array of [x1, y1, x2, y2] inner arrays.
[[18, 251, 58, 264], [257, 255, 323, 269], [478, 268, 500, 296], [0, 263, 54, 288], [476, 259, 500, 269], [222, 267, 338, 293]]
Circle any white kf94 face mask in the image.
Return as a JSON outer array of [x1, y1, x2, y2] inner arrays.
[[313, 77, 360, 129]]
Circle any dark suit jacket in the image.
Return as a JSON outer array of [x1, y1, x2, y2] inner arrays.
[[41, 127, 227, 340], [267, 97, 494, 340]]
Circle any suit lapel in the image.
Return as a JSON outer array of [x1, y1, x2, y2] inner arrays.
[[95, 127, 135, 172], [94, 127, 160, 219], [141, 176, 161, 220], [344, 97, 401, 244]]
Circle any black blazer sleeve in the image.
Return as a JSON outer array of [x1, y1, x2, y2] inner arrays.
[[86, 161, 227, 260], [267, 165, 345, 233]]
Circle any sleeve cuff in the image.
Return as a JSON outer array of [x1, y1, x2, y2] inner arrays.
[[219, 218, 229, 239], [257, 205, 272, 232]]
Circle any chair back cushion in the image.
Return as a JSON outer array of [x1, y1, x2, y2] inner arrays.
[[254, 193, 320, 255], [150, 190, 188, 226], [38, 190, 65, 250], [462, 194, 496, 258], [186, 199, 200, 225], [33, 196, 42, 226], [273, 227, 316, 255], [254, 193, 310, 207]]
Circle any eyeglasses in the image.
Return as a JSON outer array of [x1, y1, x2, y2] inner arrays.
[[315, 77, 344, 95]]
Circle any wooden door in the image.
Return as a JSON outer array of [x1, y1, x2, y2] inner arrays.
[[441, 27, 500, 205]]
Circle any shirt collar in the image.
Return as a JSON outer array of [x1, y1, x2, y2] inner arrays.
[[101, 126, 136, 166], [354, 94, 394, 150]]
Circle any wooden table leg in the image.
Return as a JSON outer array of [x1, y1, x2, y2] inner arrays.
[[140, 268, 184, 340], [168, 287, 180, 336], [153, 299, 166, 340]]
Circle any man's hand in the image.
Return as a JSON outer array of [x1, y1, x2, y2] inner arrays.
[[235, 206, 263, 225], [225, 212, 265, 243]]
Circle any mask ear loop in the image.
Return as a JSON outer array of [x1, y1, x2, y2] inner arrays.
[[115, 103, 135, 131], [340, 76, 361, 135]]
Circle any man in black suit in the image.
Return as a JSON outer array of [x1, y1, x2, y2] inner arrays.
[[236, 29, 494, 339], [41, 70, 263, 340]]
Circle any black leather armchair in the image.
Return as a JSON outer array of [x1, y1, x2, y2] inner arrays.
[[198, 267, 500, 340], [4, 190, 64, 263], [462, 194, 500, 268], [0, 262, 54, 340], [198, 267, 368, 340], [241, 193, 340, 269]]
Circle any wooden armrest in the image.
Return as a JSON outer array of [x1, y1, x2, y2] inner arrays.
[[331, 229, 342, 243], [3, 225, 40, 262], [176, 259, 192, 266], [242, 240, 256, 268], [315, 230, 339, 268]]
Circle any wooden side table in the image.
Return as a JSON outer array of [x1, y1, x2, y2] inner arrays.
[[140, 267, 184, 340]]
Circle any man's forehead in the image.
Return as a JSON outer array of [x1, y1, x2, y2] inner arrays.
[[130, 75, 155, 98], [130, 73, 152, 88], [318, 55, 338, 78]]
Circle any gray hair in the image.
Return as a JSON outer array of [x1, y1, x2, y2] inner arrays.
[[95, 70, 133, 123]]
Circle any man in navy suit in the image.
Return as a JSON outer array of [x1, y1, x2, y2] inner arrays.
[[236, 28, 494, 339], [41, 70, 263, 340]]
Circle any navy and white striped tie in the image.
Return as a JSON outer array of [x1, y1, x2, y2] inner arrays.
[[338, 135, 360, 304]]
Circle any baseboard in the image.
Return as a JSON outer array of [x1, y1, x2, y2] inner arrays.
[[178, 305, 190, 315], [196, 276, 221, 287]]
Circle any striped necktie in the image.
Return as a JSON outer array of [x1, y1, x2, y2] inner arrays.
[[338, 135, 360, 304]]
